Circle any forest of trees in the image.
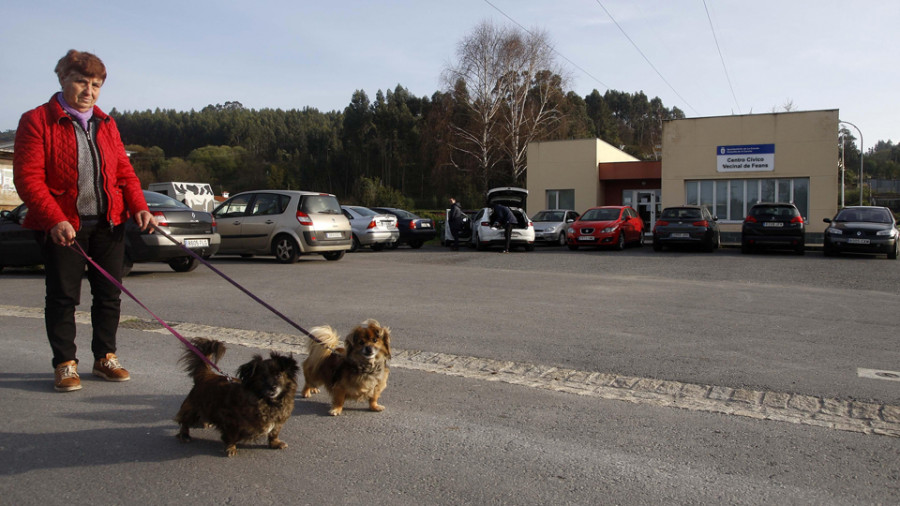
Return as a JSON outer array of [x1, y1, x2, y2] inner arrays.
[[108, 86, 683, 209]]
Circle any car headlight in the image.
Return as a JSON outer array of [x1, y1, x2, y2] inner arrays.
[[876, 229, 896, 237], [543, 225, 558, 233], [567, 227, 575, 234], [601, 226, 618, 234], [826, 227, 842, 235]]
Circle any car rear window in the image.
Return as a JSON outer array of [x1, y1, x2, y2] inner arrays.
[[300, 195, 342, 214], [660, 208, 701, 220], [749, 205, 799, 219]]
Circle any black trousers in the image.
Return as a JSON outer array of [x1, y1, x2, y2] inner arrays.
[[39, 220, 125, 367], [503, 223, 513, 252]]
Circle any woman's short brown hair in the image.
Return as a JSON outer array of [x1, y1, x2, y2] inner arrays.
[[55, 50, 107, 83]]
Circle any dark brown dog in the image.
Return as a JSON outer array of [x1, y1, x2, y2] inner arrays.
[[301, 319, 391, 416], [174, 338, 299, 457]]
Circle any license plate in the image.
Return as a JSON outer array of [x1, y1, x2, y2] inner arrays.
[[578, 236, 594, 241], [184, 239, 209, 248], [848, 238, 870, 245], [326, 232, 343, 239], [671, 233, 690, 238], [420, 222, 432, 228], [763, 222, 784, 227]]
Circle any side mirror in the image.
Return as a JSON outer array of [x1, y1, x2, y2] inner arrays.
[[823, 218, 832, 224]]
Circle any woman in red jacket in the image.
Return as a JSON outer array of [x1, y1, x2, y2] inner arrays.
[[13, 50, 157, 392]]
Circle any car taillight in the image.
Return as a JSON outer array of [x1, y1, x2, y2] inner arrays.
[[790, 216, 804, 224], [296, 211, 313, 226], [655, 220, 669, 227], [211, 218, 217, 233], [409, 221, 416, 230], [367, 219, 377, 229], [151, 211, 169, 227], [693, 220, 709, 227], [745, 215, 758, 223]]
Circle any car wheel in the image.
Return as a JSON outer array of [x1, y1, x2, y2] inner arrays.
[[525, 243, 535, 252], [889, 241, 899, 260], [371, 243, 385, 252], [567, 243, 579, 251], [476, 232, 487, 251], [557, 233, 566, 246], [637, 233, 645, 247], [615, 232, 626, 251], [168, 256, 199, 272], [122, 257, 134, 277], [409, 240, 424, 249], [796, 244, 806, 256], [349, 235, 360, 253], [703, 235, 715, 253], [823, 244, 836, 257], [741, 241, 751, 254], [653, 239, 662, 252], [322, 250, 345, 261], [272, 234, 300, 264], [389, 241, 400, 250]]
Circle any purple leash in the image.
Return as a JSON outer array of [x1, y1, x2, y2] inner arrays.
[[147, 223, 331, 350], [69, 241, 232, 379]]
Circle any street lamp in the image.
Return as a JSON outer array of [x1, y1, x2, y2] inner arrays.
[[839, 120, 864, 205], [838, 133, 845, 208]]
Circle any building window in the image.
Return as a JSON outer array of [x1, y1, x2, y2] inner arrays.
[[684, 178, 810, 221], [546, 189, 575, 210]]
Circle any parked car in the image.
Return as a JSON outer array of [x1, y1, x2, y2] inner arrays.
[[341, 205, 399, 252], [531, 209, 580, 246], [213, 190, 351, 263], [567, 206, 644, 250], [823, 206, 899, 259], [0, 190, 220, 275], [369, 207, 437, 249], [741, 202, 805, 255], [652, 205, 719, 252], [469, 187, 535, 252]]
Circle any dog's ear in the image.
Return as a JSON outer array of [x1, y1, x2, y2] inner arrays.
[[271, 352, 300, 378], [236, 355, 263, 383], [377, 325, 391, 359]]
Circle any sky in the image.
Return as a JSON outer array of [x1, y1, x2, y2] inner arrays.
[[2, 0, 897, 147]]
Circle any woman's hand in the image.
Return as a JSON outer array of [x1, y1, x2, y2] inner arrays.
[[49, 221, 77, 246], [134, 210, 158, 232]]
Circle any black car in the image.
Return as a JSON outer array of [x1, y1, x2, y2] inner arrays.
[[369, 207, 437, 249], [0, 190, 220, 275], [823, 206, 899, 259], [652, 205, 719, 252], [741, 202, 805, 255]]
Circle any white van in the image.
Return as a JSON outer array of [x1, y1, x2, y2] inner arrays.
[[148, 182, 216, 212]]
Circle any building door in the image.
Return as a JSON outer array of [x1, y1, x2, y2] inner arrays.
[[623, 189, 660, 234]]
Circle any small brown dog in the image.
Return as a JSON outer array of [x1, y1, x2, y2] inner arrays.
[[301, 319, 391, 416], [174, 338, 299, 457]]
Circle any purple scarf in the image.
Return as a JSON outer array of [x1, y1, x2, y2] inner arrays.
[[56, 92, 93, 131]]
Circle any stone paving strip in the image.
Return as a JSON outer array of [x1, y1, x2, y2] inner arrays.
[[3, 304, 898, 437]]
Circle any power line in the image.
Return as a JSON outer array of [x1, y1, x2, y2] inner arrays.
[[593, 0, 699, 116], [481, 0, 610, 90], [703, 0, 741, 114]]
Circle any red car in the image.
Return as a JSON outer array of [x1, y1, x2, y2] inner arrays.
[[567, 206, 645, 250]]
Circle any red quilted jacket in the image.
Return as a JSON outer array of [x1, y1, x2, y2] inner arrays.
[[13, 95, 148, 232]]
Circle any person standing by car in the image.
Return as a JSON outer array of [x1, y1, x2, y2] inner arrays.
[[491, 202, 518, 253], [448, 197, 465, 251], [13, 50, 157, 392]]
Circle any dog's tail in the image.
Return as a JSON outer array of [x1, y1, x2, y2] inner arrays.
[[179, 337, 226, 383], [306, 325, 340, 366]]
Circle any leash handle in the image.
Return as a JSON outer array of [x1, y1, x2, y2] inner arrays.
[[149, 223, 330, 348], [68, 241, 231, 379]]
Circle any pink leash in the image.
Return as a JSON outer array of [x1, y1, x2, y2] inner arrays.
[[69, 241, 232, 379]]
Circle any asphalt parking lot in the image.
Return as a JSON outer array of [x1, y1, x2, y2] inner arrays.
[[2, 243, 900, 503]]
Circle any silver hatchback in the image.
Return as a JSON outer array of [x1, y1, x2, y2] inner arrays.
[[213, 190, 352, 263]]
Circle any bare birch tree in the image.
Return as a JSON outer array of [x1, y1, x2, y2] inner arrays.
[[443, 20, 567, 192]]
